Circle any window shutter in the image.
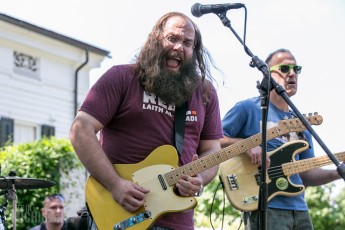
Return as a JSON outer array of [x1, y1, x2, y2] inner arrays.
[[41, 125, 55, 138], [0, 117, 14, 146]]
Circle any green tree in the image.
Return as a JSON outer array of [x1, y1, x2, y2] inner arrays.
[[0, 137, 82, 230], [306, 184, 345, 230]]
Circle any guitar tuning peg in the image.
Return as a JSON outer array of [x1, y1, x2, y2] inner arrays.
[[308, 113, 312, 116], [314, 112, 318, 116]]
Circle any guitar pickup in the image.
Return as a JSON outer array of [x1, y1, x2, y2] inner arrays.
[[242, 195, 259, 205], [113, 210, 151, 230], [226, 174, 239, 190]]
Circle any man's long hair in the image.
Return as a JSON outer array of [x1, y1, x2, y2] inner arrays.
[[134, 12, 216, 104]]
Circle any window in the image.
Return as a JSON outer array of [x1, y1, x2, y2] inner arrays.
[[14, 123, 36, 144]]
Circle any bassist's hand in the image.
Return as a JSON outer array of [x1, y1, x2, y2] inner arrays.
[[111, 178, 150, 212], [246, 146, 271, 169]]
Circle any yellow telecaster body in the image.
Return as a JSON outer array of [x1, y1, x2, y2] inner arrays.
[[86, 145, 196, 230]]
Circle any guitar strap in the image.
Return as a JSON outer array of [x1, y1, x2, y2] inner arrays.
[[174, 102, 188, 156]]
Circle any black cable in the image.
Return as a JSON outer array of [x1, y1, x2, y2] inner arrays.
[[237, 215, 243, 230], [209, 181, 223, 230], [213, 175, 244, 230]]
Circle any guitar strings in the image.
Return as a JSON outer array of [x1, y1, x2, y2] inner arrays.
[[254, 154, 344, 180], [137, 153, 344, 190]]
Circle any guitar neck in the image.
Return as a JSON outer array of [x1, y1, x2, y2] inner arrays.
[[165, 124, 293, 186], [282, 151, 345, 176]]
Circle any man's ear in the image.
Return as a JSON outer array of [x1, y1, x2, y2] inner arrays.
[[41, 207, 46, 216]]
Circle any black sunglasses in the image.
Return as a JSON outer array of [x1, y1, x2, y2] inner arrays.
[[270, 64, 302, 74]]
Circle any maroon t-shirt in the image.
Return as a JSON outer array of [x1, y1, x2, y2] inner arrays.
[[80, 64, 223, 229]]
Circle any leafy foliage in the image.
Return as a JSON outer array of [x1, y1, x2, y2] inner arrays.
[[306, 184, 345, 230], [195, 176, 242, 230], [0, 137, 81, 229]]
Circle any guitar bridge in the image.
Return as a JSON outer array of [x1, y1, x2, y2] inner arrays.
[[226, 174, 239, 190], [242, 195, 259, 205], [113, 210, 151, 230]]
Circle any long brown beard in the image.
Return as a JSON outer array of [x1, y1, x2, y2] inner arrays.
[[151, 53, 199, 106]]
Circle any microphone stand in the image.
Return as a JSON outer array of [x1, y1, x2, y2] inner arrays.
[[213, 9, 345, 230]]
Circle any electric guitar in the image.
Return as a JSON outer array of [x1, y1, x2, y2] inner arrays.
[[219, 140, 345, 212], [85, 114, 322, 230]]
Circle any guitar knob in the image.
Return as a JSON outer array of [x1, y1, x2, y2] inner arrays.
[[143, 211, 151, 219]]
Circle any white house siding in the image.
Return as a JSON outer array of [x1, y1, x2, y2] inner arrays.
[[0, 15, 109, 218]]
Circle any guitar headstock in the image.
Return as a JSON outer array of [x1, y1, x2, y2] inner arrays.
[[277, 112, 323, 133]]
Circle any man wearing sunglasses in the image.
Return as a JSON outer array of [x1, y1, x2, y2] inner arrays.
[[221, 48, 343, 229]]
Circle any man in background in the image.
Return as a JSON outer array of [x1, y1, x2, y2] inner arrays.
[[29, 194, 66, 230]]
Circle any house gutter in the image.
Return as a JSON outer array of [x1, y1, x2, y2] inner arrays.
[[74, 51, 89, 116]]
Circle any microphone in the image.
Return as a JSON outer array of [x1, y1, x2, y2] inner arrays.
[[191, 3, 245, 17]]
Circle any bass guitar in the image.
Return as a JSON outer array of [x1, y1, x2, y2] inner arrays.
[[219, 140, 344, 212], [85, 114, 322, 230]]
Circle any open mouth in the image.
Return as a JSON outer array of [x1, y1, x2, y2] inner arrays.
[[166, 57, 181, 69], [287, 80, 296, 87]]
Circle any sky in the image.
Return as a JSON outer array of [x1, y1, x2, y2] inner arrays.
[[1, 0, 344, 191]]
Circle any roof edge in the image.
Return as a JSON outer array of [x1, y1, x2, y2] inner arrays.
[[0, 13, 111, 58]]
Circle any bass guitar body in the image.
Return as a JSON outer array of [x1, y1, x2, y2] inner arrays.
[[219, 140, 308, 212]]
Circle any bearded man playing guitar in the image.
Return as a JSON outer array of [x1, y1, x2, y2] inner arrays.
[[69, 12, 223, 230]]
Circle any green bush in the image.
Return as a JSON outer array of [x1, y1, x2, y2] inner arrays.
[[306, 184, 345, 229], [195, 176, 242, 229], [0, 137, 81, 230]]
